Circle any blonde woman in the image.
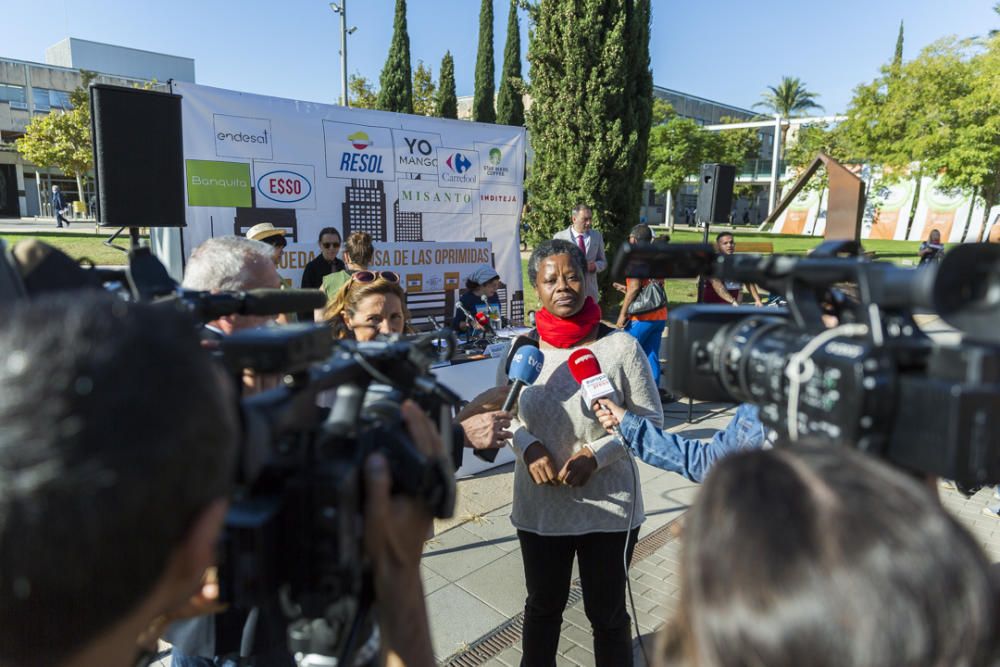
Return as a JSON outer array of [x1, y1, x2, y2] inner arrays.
[[321, 270, 408, 341]]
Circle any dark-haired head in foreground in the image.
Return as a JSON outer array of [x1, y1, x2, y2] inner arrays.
[[0, 293, 237, 667], [661, 445, 999, 667]]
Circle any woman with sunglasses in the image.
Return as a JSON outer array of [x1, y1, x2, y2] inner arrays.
[[322, 270, 408, 341], [321, 231, 374, 301], [453, 264, 503, 332]]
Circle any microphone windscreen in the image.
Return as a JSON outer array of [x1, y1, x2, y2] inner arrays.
[[567, 348, 602, 385], [508, 345, 544, 384], [243, 289, 327, 315]]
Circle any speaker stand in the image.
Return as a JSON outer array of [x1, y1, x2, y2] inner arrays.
[[102, 226, 144, 253]]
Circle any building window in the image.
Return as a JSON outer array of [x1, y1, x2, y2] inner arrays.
[[31, 88, 51, 111], [0, 84, 26, 107], [49, 90, 72, 109]]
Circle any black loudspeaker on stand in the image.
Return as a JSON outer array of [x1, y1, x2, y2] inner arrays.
[[690, 163, 736, 422], [90, 85, 186, 250]]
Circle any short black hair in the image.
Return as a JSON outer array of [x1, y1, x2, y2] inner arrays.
[[716, 231, 734, 244], [318, 227, 341, 243], [0, 294, 237, 665], [630, 224, 653, 243], [528, 239, 585, 285]]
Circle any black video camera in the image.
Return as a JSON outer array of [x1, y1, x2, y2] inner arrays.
[[614, 239, 1000, 488], [0, 241, 462, 666]]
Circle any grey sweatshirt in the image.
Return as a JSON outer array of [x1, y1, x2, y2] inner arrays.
[[497, 331, 663, 535]]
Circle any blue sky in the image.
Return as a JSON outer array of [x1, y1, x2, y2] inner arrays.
[[6, 1, 998, 114]]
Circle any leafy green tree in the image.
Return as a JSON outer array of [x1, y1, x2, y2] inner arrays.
[[348, 73, 378, 109], [16, 71, 98, 199], [412, 61, 436, 116], [496, 0, 524, 126], [377, 0, 413, 114], [754, 76, 824, 156], [435, 51, 458, 119], [473, 0, 496, 123], [523, 0, 652, 305]]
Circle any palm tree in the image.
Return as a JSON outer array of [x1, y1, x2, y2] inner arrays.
[[754, 76, 824, 156]]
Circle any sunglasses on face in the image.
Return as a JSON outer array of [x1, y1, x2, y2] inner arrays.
[[352, 270, 400, 284], [263, 236, 287, 248], [322, 242, 341, 249]]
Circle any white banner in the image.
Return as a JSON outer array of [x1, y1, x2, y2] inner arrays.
[[170, 81, 526, 316], [908, 176, 985, 243]]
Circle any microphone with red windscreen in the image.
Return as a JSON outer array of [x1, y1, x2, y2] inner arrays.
[[475, 311, 493, 333], [568, 348, 617, 409], [568, 348, 626, 442]]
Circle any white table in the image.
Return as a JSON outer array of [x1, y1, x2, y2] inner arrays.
[[432, 354, 519, 478]]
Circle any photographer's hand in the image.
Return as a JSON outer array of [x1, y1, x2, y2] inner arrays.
[[364, 401, 438, 667], [461, 410, 513, 449]]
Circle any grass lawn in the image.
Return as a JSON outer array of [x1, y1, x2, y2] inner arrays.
[[519, 232, 929, 318], [0, 232, 141, 266]]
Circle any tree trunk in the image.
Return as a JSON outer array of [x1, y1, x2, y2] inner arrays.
[[960, 185, 979, 242], [904, 166, 923, 240]]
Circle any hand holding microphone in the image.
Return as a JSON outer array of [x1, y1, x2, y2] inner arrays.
[[594, 398, 627, 435], [561, 348, 626, 486], [473, 345, 544, 463]]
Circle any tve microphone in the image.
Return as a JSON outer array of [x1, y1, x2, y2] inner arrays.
[[475, 311, 493, 333], [567, 348, 616, 408], [474, 344, 545, 462]]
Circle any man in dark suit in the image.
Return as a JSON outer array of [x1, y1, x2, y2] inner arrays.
[[51, 185, 69, 228], [553, 203, 607, 303]]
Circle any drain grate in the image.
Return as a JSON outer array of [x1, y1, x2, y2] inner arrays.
[[440, 516, 681, 666]]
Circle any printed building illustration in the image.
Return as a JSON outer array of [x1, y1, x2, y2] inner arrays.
[[342, 179, 387, 241], [393, 199, 423, 242]]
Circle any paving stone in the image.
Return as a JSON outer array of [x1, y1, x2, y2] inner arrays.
[[456, 550, 529, 617], [422, 524, 509, 582], [420, 564, 448, 595], [425, 583, 508, 661]]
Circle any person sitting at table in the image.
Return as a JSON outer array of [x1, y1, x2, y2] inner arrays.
[[321, 270, 407, 341], [453, 264, 503, 333]]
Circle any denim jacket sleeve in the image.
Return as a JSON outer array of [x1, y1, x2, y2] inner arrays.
[[618, 403, 765, 483]]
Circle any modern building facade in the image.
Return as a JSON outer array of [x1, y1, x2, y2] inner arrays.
[[0, 39, 186, 218]]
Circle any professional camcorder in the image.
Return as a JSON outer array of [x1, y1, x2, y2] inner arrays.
[[614, 239, 1000, 488], [0, 240, 462, 666]]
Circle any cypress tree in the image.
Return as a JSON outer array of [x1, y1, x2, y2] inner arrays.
[[893, 20, 904, 70], [496, 0, 524, 126], [524, 0, 651, 303], [436, 51, 458, 119], [473, 0, 496, 123], [377, 0, 413, 114], [624, 0, 653, 226]]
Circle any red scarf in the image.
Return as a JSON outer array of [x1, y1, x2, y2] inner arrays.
[[536, 297, 602, 348]]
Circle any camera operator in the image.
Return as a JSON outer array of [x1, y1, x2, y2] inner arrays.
[[657, 444, 1000, 667], [182, 236, 283, 337], [0, 293, 439, 667]]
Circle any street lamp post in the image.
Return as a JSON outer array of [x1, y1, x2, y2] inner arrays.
[[330, 2, 357, 107]]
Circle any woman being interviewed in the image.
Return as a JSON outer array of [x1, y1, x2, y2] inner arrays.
[[321, 270, 408, 341], [499, 239, 663, 667]]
